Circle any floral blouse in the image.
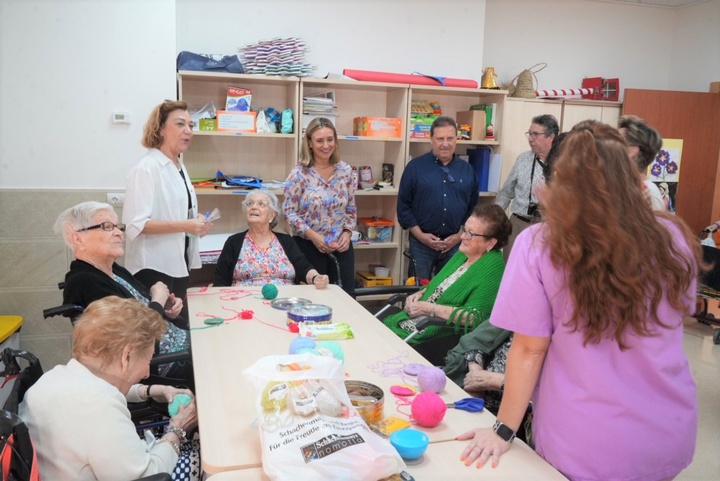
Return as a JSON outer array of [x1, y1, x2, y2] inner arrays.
[[283, 161, 357, 241], [233, 235, 295, 286]]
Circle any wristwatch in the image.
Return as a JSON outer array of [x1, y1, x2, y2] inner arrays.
[[492, 421, 516, 443]]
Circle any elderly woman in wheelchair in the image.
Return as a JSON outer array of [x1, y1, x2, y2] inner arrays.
[[54, 201, 190, 379], [20, 297, 200, 480], [383, 204, 511, 366]]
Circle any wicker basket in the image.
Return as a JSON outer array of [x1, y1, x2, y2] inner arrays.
[[509, 63, 547, 98]]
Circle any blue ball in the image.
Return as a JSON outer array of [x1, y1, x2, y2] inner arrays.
[[289, 336, 316, 354], [168, 393, 193, 417]]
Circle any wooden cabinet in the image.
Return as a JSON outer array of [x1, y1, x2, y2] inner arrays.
[[561, 100, 622, 132], [178, 72, 508, 286]]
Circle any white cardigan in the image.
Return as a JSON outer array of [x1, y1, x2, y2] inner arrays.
[[123, 148, 201, 277]]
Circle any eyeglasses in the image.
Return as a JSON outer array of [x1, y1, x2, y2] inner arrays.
[[77, 222, 126, 233], [243, 200, 270, 208], [461, 225, 492, 239], [525, 131, 548, 139], [440, 166, 455, 183]]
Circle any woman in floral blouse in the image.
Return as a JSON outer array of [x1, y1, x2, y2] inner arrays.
[[283, 117, 357, 295], [214, 190, 329, 289]]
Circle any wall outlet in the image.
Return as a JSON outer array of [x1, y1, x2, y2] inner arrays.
[[107, 193, 125, 207]]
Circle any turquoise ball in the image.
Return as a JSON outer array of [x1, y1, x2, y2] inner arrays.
[[261, 284, 279, 300], [316, 341, 345, 363], [168, 393, 193, 417]]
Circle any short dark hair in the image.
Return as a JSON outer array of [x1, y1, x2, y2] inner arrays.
[[618, 115, 662, 171], [532, 114, 560, 137], [430, 116, 457, 136], [473, 203, 512, 250]]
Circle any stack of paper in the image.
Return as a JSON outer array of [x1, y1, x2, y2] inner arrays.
[[302, 91, 337, 130]]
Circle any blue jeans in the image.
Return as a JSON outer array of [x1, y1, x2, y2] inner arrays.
[[408, 235, 458, 282]]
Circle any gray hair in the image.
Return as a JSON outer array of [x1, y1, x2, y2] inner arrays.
[[54, 201, 115, 247], [242, 189, 281, 229]]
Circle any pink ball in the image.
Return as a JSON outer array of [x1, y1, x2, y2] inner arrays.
[[417, 366, 446, 393], [411, 391, 447, 428]]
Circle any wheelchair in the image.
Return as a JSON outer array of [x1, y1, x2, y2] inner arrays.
[[0, 347, 172, 481]]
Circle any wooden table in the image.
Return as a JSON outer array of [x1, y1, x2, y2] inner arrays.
[[205, 440, 567, 480], [188, 285, 564, 479]]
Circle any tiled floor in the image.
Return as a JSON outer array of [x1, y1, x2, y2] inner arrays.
[[677, 317, 720, 480]]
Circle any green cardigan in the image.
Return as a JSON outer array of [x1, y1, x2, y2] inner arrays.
[[383, 249, 505, 345]]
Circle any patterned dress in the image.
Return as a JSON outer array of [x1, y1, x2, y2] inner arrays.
[[232, 235, 295, 286]]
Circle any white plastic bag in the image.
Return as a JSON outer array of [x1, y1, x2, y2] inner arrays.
[[243, 354, 405, 481]]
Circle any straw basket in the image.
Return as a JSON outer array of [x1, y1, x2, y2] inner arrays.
[[508, 63, 547, 98]]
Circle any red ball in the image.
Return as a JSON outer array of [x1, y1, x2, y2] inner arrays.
[[411, 391, 447, 428]]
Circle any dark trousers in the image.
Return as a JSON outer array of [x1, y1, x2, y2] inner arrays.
[[408, 234, 459, 282], [293, 236, 355, 296], [134, 269, 190, 329]]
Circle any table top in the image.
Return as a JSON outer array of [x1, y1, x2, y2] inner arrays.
[[205, 440, 568, 480], [188, 285, 561, 479]]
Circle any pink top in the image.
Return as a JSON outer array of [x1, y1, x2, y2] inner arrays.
[[233, 236, 295, 286], [282, 161, 356, 241], [491, 221, 697, 481]]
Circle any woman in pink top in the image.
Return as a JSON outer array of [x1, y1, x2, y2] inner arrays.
[[458, 121, 701, 481]]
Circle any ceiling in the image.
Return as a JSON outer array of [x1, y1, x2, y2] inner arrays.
[[590, 0, 709, 7]]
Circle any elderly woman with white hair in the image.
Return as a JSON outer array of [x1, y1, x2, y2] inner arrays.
[[54, 201, 189, 377], [214, 190, 329, 288]]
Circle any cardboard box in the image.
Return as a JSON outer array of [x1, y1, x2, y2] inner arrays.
[[410, 123, 432, 139], [216, 110, 256, 132], [358, 217, 394, 242], [456, 111, 486, 141], [353, 117, 402, 138], [356, 271, 393, 287]]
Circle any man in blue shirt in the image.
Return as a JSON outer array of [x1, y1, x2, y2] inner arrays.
[[398, 116, 479, 281]]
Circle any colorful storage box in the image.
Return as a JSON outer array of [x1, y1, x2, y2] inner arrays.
[[358, 217, 394, 243], [353, 117, 402, 138], [356, 271, 393, 287]]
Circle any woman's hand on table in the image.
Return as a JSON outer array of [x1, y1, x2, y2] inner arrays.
[[312, 274, 330, 289], [456, 427, 511, 468], [164, 293, 183, 319]]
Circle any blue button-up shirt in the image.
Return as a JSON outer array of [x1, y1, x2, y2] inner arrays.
[[397, 151, 479, 238]]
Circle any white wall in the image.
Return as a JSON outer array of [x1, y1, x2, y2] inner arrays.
[[0, 0, 177, 189], [670, 0, 720, 92], [483, 0, 680, 98], [175, 0, 488, 80]]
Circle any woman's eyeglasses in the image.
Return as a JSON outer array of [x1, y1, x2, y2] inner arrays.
[[525, 131, 548, 139], [461, 225, 491, 239], [77, 222, 126, 233], [244, 200, 269, 208]]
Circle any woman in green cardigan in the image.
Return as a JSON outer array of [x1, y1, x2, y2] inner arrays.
[[384, 204, 511, 366]]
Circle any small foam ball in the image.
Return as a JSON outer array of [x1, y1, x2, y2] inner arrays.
[[411, 391, 447, 428], [288, 323, 300, 333], [261, 283, 279, 300], [289, 336, 316, 354], [168, 393, 193, 417], [417, 366, 447, 393], [315, 341, 345, 363]]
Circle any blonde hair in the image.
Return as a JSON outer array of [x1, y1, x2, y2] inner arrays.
[[299, 117, 340, 167], [142, 100, 189, 149], [542, 121, 701, 349], [73, 297, 166, 367]]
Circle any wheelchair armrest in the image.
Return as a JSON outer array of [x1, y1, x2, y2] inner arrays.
[[43, 304, 83, 319], [354, 285, 421, 298], [149, 350, 191, 367], [414, 316, 447, 331], [133, 474, 172, 481]]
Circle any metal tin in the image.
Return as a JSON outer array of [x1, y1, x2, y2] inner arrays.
[[286, 304, 333, 326], [345, 380, 384, 426], [270, 297, 312, 311]]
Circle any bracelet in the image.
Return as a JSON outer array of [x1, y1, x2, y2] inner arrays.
[[145, 384, 153, 401], [342, 228, 352, 235], [163, 424, 187, 441], [430, 304, 437, 318], [311, 274, 318, 285], [157, 438, 180, 455]]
